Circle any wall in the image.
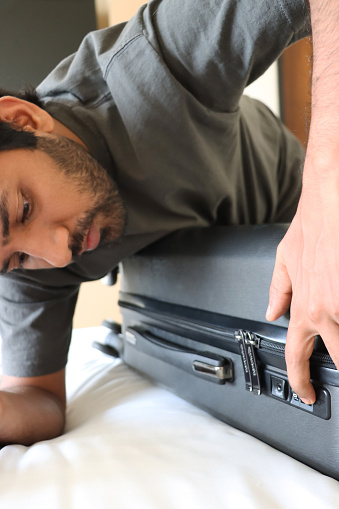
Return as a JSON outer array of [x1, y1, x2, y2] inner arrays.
[[95, 0, 147, 28], [245, 64, 279, 117], [74, 0, 280, 328]]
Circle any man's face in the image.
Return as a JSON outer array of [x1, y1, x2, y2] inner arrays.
[[0, 134, 126, 273]]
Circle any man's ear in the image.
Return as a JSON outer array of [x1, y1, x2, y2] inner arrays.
[[0, 96, 54, 133]]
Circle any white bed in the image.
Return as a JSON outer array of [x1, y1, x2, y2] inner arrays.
[[0, 326, 338, 509]]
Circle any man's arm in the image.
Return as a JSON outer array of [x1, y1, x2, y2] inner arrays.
[[146, 0, 310, 113], [267, 0, 339, 404], [0, 268, 79, 445], [0, 369, 65, 445]]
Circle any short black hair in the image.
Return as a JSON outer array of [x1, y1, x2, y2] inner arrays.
[[0, 120, 38, 153], [0, 87, 42, 152], [0, 86, 43, 108]]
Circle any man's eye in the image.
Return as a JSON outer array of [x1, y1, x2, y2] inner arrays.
[[21, 196, 31, 223]]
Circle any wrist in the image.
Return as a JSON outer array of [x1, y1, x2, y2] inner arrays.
[[303, 133, 339, 180]]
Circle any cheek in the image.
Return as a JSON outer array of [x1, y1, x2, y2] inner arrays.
[[42, 180, 93, 218]]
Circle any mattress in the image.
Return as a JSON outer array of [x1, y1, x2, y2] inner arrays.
[[0, 326, 338, 508]]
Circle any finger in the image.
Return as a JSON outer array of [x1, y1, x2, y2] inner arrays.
[[285, 324, 316, 405], [313, 321, 339, 372], [266, 246, 292, 322]]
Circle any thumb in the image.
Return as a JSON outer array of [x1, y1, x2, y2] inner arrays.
[[266, 246, 292, 322]]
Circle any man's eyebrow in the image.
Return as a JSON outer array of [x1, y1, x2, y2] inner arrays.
[[0, 258, 10, 276], [0, 190, 10, 247], [0, 191, 11, 275]]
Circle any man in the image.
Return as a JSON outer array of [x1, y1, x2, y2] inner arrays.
[[267, 0, 339, 409], [0, 0, 335, 445]]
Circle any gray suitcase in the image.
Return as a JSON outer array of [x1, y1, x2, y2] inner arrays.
[[114, 225, 339, 480]]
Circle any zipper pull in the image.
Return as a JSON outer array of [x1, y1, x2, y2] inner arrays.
[[236, 330, 252, 392], [245, 332, 261, 395], [235, 330, 261, 395]]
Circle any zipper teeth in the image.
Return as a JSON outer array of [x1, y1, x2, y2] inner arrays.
[[260, 339, 283, 351], [261, 339, 334, 366], [121, 301, 236, 340], [121, 301, 335, 366], [311, 352, 335, 366]]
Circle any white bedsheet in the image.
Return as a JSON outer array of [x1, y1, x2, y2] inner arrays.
[[0, 326, 338, 509]]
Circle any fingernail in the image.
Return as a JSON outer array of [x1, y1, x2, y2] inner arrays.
[[300, 397, 313, 405], [266, 304, 271, 320]]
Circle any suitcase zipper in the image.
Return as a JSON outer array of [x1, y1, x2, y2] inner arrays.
[[119, 297, 335, 392], [235, 329, 335, 395], [236, 330, 261, 395], [255, 335, 334, 368]]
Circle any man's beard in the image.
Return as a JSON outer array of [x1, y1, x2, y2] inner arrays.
[[70, 202, 124, 258], [37, 134, 127, 258]]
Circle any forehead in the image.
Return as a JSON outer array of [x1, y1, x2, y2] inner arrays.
[[0, 147, 39, 172], [0, 148, 59, 182]]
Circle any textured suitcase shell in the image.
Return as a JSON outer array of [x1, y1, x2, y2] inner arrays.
[[119, 225, 339, 480]]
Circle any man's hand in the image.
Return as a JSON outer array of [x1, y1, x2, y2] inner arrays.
[[267, 166, 339, 404], [267, 0, 339, 403]]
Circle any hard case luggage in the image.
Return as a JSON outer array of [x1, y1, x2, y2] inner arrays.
[[115, 225, 339, 480]]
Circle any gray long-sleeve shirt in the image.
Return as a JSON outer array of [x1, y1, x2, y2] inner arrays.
[[0, 0, 310, 376]]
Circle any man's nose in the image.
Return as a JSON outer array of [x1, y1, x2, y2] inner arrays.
[[20, 224, 73, 268]]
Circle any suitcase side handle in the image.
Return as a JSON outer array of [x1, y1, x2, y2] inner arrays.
[[124, 327, 233, 385]]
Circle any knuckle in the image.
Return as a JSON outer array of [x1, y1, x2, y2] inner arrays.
[[305, 296, 327, 324], [268, 282, 279, 299], [307, 302, 322, 324], [332, 307, 339, 323], [306, 301, 339, 326]]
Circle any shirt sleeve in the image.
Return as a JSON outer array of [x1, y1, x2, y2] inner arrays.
[[0, 270, 79, 377], [142, 0, 311, 112], [38, 0, 311, 115]]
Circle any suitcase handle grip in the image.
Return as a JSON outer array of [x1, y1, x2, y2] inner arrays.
[[124, 327, 233, 385]]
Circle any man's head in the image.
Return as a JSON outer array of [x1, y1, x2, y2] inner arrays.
[[0, 92, 126, 274]]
